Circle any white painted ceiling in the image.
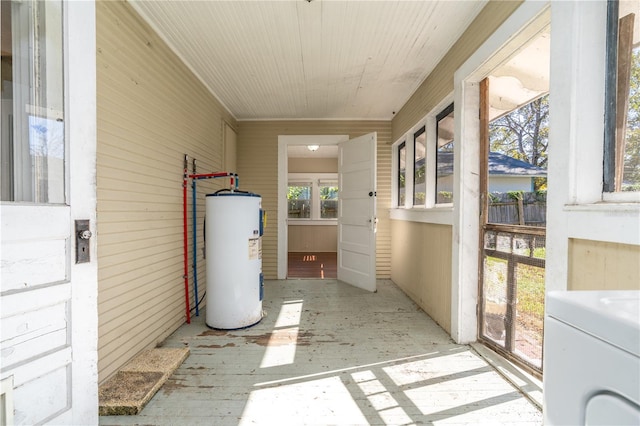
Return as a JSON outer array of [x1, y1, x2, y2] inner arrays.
[[489, 28, 550, 120], [129, 0, 488, 121], [283, 27, 551, 159]]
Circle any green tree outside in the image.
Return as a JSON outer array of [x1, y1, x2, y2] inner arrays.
[[489, 94, 549, 191], [623, 48, 640, 189]]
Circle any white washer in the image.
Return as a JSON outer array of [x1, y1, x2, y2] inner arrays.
[[544, 290, 640, 425]]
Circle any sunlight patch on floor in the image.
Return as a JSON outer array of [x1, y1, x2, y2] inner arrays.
[[98, 280, 542, 426], [383, 351, 486, 386], [239, 376, 368, 426], [404, 379, 520, 416], [259, 327, 299, 368], [260, 300, 304, 368], [274, 300, 303, 328], [353, 370, 413, 425]]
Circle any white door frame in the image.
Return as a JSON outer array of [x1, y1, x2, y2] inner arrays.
[[452, 1, 550, 344], [277, 135, 348, 279], [67, 2, 99, 422]]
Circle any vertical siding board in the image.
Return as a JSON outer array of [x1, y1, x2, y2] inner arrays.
[[96, 1, 236, 383], [237, 121, 392, 279]]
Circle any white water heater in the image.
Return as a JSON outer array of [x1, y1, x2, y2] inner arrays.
[[205, 191, 263, 329]]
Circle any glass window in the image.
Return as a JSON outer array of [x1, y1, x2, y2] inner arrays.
[[413, 127, 426, 206], [436, 103, 455, 204], [1, 0, 65, 203], [319, 180, 338, 219], [398, 141, 406, 206], [287, 183, 311, 218], [604, 0, 640, 192]]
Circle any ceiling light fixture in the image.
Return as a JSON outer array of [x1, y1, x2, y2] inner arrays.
[[307, 145, 319, 152]]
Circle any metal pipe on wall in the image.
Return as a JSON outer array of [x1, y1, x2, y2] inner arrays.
[[182, 155, 191, 323], [182, 158, 239, 320], [192, 159, 199, 316]]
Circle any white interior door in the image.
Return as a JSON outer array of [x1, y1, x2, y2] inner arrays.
[[0, 2, 97, 424], [338, 132, 377, 292]]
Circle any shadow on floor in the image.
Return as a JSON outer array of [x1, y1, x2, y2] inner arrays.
[[99, 279, 542, 426]]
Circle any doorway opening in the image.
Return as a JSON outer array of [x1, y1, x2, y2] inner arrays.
[[277, 133, 377, 291], [478, 27, 550, 375], [277, 136, 347, 279], [286, 145, 339, 279]]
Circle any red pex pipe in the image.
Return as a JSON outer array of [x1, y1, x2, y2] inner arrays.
[[182, 167, 191, 324], [189, 172, 233, 179]]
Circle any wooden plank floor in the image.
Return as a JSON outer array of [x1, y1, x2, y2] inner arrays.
[[288, 252, 337, 279], [100, 280, 542, 426]]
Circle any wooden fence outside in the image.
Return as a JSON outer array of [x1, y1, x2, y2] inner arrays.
[[488, 192, 546, 226]]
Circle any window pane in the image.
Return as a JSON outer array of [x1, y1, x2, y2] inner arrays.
[[488, 95, 549, 226], [287, 184, 311, 218], [1, 0, 65, 203], [319, 182, 338, 219], [605, 0, 640, 192], [619, 1, 640, 191], [624, 45, 640, 190], [436, 104, 454, 204], [398, 142, 406, 206], [489, 95, 549, 194], [413, 128, 426, 206]]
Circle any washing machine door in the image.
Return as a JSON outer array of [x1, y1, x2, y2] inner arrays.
[[585, 394, 640, 425]]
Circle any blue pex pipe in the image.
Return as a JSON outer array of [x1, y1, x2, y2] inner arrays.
[[187, 171, 238, 317], [192, 179, 199, 316]]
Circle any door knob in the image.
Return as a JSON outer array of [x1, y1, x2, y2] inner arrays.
[[75, 220, 91, 263], [78, 230, 92, 240]]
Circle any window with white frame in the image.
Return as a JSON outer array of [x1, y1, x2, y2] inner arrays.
[[413, 127, 426, 206], [436, 103, 455, 204], [604, 0, 640, 193], [1, 0, 65, 203], [398, 141, 406, 206], [319, 180, 338, 219], [393, 100, 455, 211], [288, 174, 339, 221], [287, 182, 311, 218]]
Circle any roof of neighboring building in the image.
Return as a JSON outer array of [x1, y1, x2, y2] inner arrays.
[[436, 151, 547, 177]]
